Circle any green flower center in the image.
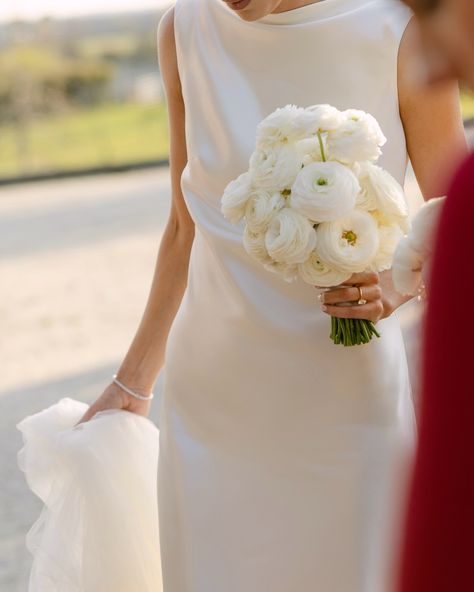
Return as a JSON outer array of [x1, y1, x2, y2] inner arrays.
[[342, 230, 357, 246], [314, 177, 328, 188]]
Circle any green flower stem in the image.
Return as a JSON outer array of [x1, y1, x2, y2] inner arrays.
[[330, 317, 381, 347], [341, 320, 346, 347], [347, 319, 353, 347], [317, 131, 327, 163], [361, 321, 370, 343], [369, 321, 381, 339], [351, 319, 357, 344]]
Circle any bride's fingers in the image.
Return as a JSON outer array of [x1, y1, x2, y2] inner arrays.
[[344, 271, 380, 286], [76, 405, 100, 426], [75, 390, 124, 426], [75, 399, 113, 425], [321, 300, 384, 323], [321, 284, 382, 306]]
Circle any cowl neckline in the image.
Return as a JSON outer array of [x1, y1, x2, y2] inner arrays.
[[215, 0, 373, 26]]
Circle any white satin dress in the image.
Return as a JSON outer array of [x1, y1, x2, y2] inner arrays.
[[158, 1, 416, 590]]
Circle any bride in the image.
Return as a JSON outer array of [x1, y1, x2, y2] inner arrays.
[[19, 0, 466, 591]]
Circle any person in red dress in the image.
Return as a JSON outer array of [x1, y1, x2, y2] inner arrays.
[[398, 1, 474, 590]]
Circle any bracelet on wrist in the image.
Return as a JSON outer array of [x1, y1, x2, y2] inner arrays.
[[112, 374, 154, 402]]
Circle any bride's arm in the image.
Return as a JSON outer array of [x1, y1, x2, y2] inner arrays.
[[79, 7, 193, 422], [114, 7, 193, 395], [398, 18, 468, 200], [377, 17, 468, 316], [320, 18, 468, 325]]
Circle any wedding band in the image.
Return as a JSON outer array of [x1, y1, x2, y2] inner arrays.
[[357, 286, 367, 306]]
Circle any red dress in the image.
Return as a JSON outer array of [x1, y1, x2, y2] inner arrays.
[[398, 152, 474, 591]]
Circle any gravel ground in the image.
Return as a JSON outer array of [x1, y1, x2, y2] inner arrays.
[[0, 166, 425, 591]]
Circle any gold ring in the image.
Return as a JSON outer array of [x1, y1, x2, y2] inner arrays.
[[357, 286, 367, 306]]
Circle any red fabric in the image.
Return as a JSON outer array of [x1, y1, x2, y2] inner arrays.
[[399, 152, 474, 591]]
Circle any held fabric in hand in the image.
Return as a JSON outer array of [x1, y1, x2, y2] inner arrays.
[[17, 398, 162, 592]]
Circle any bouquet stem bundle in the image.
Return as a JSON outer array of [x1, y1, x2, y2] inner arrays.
[[330, 317, 380, 347]]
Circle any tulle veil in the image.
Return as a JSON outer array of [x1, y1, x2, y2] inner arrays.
[[17, 398, 162, 592]]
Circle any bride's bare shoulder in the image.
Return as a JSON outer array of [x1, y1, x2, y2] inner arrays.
[[157, 6, 176, 51], [157, 6, 182, 97]]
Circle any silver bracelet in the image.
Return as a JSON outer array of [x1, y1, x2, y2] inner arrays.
[[112, 374, 154, 401]]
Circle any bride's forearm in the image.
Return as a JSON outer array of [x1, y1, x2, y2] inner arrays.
[[115, 219, 195, 393]]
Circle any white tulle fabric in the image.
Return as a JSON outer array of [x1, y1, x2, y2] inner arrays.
[[17, 398, 162, 592]]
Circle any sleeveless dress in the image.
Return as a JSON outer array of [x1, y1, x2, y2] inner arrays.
[[158, 1, 416, 590]]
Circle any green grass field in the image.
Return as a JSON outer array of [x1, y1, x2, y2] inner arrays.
[[0, 95, 473, 180], [0, 102, 170, 179], [461, 92, 474, 119]]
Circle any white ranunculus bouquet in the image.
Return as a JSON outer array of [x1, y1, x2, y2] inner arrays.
[[220, 104, 409, 346]]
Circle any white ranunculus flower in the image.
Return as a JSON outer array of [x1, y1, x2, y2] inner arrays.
[[392, 236, 424, 296], [374, 209, 410, 234], [356, 162, 377, 212], [263, 260, 299, 283], [298, 250, 352, 288], [256, 104, 307, 149], [326, 109, 387, 164], [317, 210, 380, 273], [221, 171, 252, 224], [392, 196, 445, 296], [290, 161, 360, 222], [249, 145, 303, 192], [358, 161, 408, 220], [245, 190, 286, 233], [408, 196, 445, 258], [296, 136, 327, 166], [372, 223, 404, 272], [243, 226, 273, 265], [294, 104, 344, 135], [264, 208, 317, 265]]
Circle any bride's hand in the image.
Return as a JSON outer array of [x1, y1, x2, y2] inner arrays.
[[318, 270, 408, 323], [77, 381, 152, 425]]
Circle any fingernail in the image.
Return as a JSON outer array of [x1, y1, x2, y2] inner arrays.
[[321, 305, 328, 312]]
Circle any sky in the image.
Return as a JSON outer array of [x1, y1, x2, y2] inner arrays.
[[0, 0, 172, 22]]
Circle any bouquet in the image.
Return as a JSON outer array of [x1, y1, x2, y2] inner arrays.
[[220, 104, 409, 346]]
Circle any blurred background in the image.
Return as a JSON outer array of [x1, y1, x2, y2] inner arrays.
[[0, 0, 473, 182], [0, 1, 473, 590], [0, 0, 171, 181]]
